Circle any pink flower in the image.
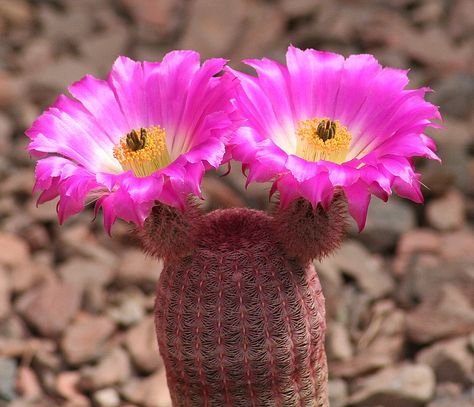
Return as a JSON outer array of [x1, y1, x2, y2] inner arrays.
[[229, 46, 441, 230], [27, 51, 237, 233]]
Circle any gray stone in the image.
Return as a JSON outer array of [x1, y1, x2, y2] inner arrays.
[[360, 197, 416, 252], [93, 388, 121, 407], [0, 357, 17, 401]]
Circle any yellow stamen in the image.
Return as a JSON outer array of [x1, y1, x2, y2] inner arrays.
[[113, 125, 170, 177], [295, 118, 352, 164]]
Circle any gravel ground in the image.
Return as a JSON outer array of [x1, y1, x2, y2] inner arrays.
[[0, 0, 473, 406]]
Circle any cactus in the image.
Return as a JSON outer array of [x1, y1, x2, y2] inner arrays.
[[137, 196, 347, 406]]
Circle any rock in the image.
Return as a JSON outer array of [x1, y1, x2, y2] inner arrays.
[[117, 248, 162, 286], [17, 366, 42, 399], [328, 379, 348, 407], [121, 369, 171, 407], [280, 0, 319, 17], [121, 0, 183, 39], [448, 0, 474, 40], [125, 316, 162, 373], [58, 258, 115, 290], [0, 357, 17, 401], [359, 197, 416, 252], [56, 371, 90, 407], [361, 12, 470, 72], [426, 189, 465, 231], [332, 301, 405, 378], [61, 314, 115, 365], [60, 225, 118, 268], [230, 1, 286, 62], [407, 284, 474, 344], [394, 228, 443, 276], [107, 290, 146, 327], [9, 261, 52, 295], [80, 26, 129, 75], [440, 230, 474, 262], [424, 118, 471, 193], [180, 0, 245, 58], [37, 1, 96, 43], [0, 267, 10, 320], [16, 281, 82, 338], [80, 347, 131, 390], [326, 321, 353, 361], [26, 199, 58, 223], [431, 74, 474, 118], [0, 232, 30, 269], [0, 112, 13, 155], [0, 0, 33, 27], [416, 337, 474, 385], [348, 364, 435, 407], [29, 57, 98, 93], [397, 228, 442, 255], [0, 71, 20, 108], [93, 388, 121, 407], [427, 382, 474, 407], [331, 240, 394, 299], [15, 38, 54, 74]]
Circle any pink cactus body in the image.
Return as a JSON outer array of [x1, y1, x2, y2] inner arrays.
[[137, 197, 347, 406]]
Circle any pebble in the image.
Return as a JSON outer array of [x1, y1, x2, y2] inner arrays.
[[326, 321, 353, 361], [360, 197, 416, 252], [107, 290, 146, 327], [121, 369, 171, 407], [0, 357, 17, 401], [117, 248, 162, 286], [426, 189, 466, 231], [0, 232, 30, 269], [93, 388, 121, 407], [16, 366, 42, 399], [416, 336, 474, 385], [348, 363, 435, 407], [180, 0, 245, 58], [80, 347, 131, 390], [331, 240, 394, 299], [61, 314, 115, 365], [58, 257, 115, 290], [407, 284, 474, 344], [125, 316, 162, 373], [328, 379, 348, 407], [16, 281, 82, 338], [0, 267, 11, 320], [56, 371, 90, 406]]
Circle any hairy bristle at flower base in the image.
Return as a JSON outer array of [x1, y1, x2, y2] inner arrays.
[[296, 118, 352, 164], [113, 125, 170, 177]]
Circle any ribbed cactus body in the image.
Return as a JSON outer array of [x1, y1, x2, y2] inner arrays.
[[154, 208, 329, 407]]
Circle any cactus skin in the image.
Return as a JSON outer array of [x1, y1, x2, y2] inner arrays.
[[139, 197, 346, 407]]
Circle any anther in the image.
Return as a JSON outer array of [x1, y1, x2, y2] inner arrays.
[[126, 128, 147, 151], [316, 120, 337, 142]]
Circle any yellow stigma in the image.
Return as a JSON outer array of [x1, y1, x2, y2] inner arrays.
[[113, 125, 170, 177], [295, 118, 352, 164]]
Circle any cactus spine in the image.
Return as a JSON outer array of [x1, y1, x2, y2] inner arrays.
[[137, 197, 346, 406]]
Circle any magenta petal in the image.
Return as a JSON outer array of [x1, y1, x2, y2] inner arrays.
[[28, 51, 238, 231], [344, 182, 371, 231], [231, 45, 441, 230]]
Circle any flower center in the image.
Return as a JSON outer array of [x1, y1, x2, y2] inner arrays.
[[295, 118, 352, 164], [113, 125, 170, 177]]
